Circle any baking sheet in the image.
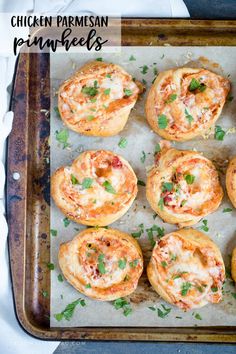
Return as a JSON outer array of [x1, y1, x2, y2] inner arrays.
[[50, 47, 236, 328]]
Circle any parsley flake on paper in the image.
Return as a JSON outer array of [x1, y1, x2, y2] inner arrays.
[[54, 298, 86, 322], [55, 129, 70, 149]]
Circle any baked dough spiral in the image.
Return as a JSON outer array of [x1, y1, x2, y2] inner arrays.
[[226, 156, 236, 208], [58, 60, 141, 136], [58, 228, 143, 301], [146, 67, 230, 141], [147, 228, 225, 310], [51, 150, 138, 226], [232, 248, 236, 283], [146, 145, 223, 227]]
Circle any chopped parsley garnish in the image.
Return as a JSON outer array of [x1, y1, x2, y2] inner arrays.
[[98, 254, 106, 274], [146, 225, 165, 248], [81, 85, 98, 97], [171, 254, 177, 261], [189, 78, 206, 92], [158, 197, 164, 210], [137, 179, 146, 186], [129, 259, 139, 268], [124, 88, 133, 96], [162, 182, 173, 192], [50, 229, 57, 237], [82, 178, 93, 189], [184, 174, 195, 184], [131, 223, 144, 238], [215, 125, 226, 141], [103, 88, 111, 95], [103, 181, 116, 194], [223, 208, 233, 213], [87, 115, 95, 121], [106, 74, 111, 78], [165, 94, 177, 104], [54, 298, 86, 321], [90, 97, 97, 103], [199, 219, 209, 232], [185, 108, 194, 124], [63, 217, 70, 227], [161, 261, 167, 268], [129, 55, 136, 61], [113, 298, 132, 316], [140, 65, 149, 74], [153, 67, 158, 76], [154, 143, 161, 154], [140, 151, 146, 163], [149, 304, 171, 318], [158, 114, 168, 129], [85, 284, 91, 289], [231, 293, 236, 299], [211, 286, 218, 292], [42, 290, 48, 298], [58, 274, 63, 282], [194, 313, 202, 320], [180, 200, 187, 207], [142, 79, 147, 85], [118, 137, 128, 148], [96, 57, 103, 61], [118, 258, 127, 269], [55, 129, 70, 149], [47, 263, 55, 270], [71, 174, 79, 185], [181, 282, 192, 296]]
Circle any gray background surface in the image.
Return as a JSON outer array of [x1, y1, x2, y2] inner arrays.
[[55, 1, 236, 352]]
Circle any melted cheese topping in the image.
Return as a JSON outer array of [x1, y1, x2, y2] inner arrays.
[[54, 150, 137, 223], [147, 148, 223, 224], [59, 64, 139, 126], [151, 233, 224, 310], [59, 228, 143, 300], [153, 68, 230, 138]]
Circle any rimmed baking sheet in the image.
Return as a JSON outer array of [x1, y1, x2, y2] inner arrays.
[[50, 46, 236, 328]]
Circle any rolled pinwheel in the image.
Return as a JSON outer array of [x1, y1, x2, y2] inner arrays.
[[58, 228, 143, 301], [51, 150, 138, 226], [146, 145, 223, 227], [226, 156, 236, 208], [145, 67, 230, 141], [58, 60, 142, 136], [147, 228, 225, 310]]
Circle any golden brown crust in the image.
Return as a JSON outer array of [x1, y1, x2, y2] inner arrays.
[[51, 150, 138, 226], [231, 247, 236, 282], [146, 145, 223, 227], [58, 61, 141, 136], [226, 156, 236, 208], [147, 228, 225, 310], [58, 228, 143, 301], [145, 67, 230, 141]]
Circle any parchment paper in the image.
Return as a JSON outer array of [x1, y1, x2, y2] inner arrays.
[[50, 47, 236, 327]]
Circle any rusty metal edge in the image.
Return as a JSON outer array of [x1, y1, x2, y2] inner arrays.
[[6, 19, 236, 342]]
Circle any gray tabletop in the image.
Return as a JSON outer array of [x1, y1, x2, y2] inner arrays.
[[54, 1, 236, 353]]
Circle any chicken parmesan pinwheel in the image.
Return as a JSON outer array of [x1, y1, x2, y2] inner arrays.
[[58, 228, 143, 301], [146, 67, 230, 141], [147, 228, 225, 310], [58, 61, 142, 136], [226, 156, 236, 208], [146, 145, 223, 227], [231, 248, 236, 283], [51, 150, 138, 226]]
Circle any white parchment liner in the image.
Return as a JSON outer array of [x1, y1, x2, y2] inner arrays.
[[50, 47, 236, 327]]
